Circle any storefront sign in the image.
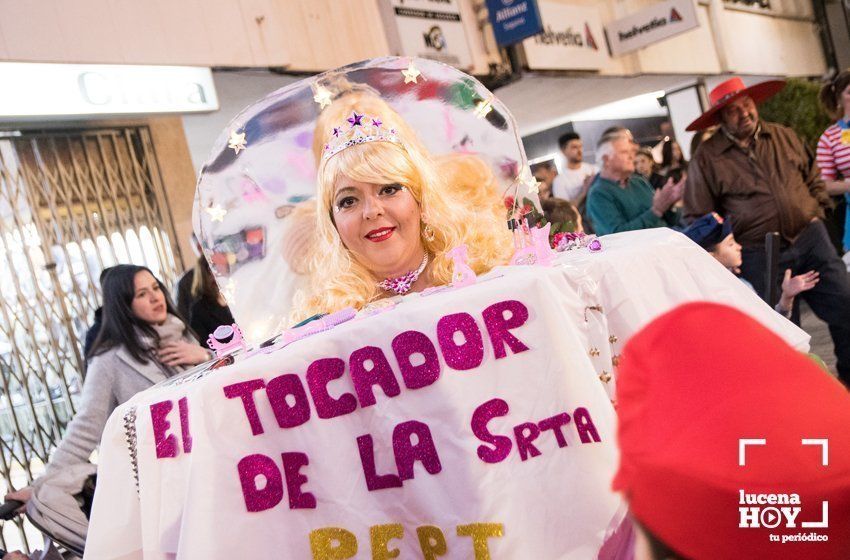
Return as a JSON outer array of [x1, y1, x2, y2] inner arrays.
[[0, 63, 218, 118], [485, 0, 544, 47], [605, 0, 699, 57], [382, 0, 474, 69], [521, 1, 608, 71]]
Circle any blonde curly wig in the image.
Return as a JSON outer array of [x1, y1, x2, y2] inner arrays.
[[291, 93, 513, 322]]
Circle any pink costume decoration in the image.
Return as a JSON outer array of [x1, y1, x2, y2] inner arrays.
[[552, 232, 604, 253], [277, 307, 357, 350], [510, 224, 556, 267], [447, 244, 477, 287], [207, 323, 248, 358]]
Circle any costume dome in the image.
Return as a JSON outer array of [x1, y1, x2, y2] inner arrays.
[[194, 57, 534, 342]]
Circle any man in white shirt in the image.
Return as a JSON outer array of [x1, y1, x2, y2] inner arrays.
[[552, 132, 599, 206]]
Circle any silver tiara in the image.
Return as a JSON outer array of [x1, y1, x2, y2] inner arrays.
[[321, 111, 404, 161]]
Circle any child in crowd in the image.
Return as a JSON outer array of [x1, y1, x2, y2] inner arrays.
[[541, 197, 584, 234], [683, 212, 819, 317]]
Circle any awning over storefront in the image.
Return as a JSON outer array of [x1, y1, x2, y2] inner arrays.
[[496, 73, 695, 136]]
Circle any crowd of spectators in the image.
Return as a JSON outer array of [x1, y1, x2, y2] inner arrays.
[[533, 74, 850, 385]]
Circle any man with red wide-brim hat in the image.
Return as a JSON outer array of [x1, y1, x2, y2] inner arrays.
[[684, 77, 850, 385], [685, 76, 785, 132]]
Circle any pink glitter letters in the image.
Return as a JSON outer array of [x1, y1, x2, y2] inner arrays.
[[357, 420, 442, 492], [470, 398, 512, 463], [482, 300, 530, 359], [393, 420, 442, 481], [391, 330, 441, 390], [215, 301, 536, 442], [574, 407, 601, 443], [223, 379, 267, 436], [282, 452, 317, 509], [178, 397, 193, 454], [471, 399, 600, 463], [538, 413, 571, 449], [238, 452, 317, 512], [357, 434, 403, 491], [150, 400, 178, 459], [350, 346, 402, 408], [238, 454, 283, 512], [306, 358, 358, 419], [266, 374, 311, 429], [513, 422, 542, 461], [436, 313, 484, 370]]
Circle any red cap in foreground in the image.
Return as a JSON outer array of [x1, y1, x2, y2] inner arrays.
[[613, 302, 850, 559]]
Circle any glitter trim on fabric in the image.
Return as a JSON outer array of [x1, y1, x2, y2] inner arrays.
[[123, 406, 140, 493]]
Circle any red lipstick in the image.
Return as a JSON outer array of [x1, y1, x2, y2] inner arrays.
[[365, 227, 395, 242]]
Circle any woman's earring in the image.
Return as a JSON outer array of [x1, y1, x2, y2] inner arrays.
[[423, 222, 436, 242]]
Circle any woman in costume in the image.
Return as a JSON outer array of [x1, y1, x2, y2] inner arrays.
[[292, 91, 513, 320]]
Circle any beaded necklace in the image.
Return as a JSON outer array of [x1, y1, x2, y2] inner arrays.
[[376, 253, 429, 295]]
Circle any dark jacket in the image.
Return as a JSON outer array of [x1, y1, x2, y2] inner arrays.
[[83, 307, 103, 361], [189, 297, 235, 346], [684, 121, 831, 247], [175, 269, 195, 320]]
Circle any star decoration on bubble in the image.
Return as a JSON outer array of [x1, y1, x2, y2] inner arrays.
[[313, 85, 332, 109], [473, 97, 493, 119], [205, 204, 227, 222], [517, 166, 540, 194], [227, 130, 247, 154], [402, 62, 421, 84]]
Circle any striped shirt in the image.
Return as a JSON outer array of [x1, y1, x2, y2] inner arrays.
[[817, 120, 850, 251], [816, 121, 850, 182]]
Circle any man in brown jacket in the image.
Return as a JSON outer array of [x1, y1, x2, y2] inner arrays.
[[685, 77, 850, 384]]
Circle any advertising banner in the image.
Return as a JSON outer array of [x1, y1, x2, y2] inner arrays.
[[521, 1, 608, 71], [605, 0, 700, 57], [485, 0, 544, 47]]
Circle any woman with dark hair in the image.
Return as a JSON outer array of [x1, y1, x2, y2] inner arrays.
[[659, 139, 687, 182], [634, 146, 666, 190], [661, 138, 688, 182], [189, 256, 235, 344], [4, 264, 210, 510], [817, 69, 850, 261]]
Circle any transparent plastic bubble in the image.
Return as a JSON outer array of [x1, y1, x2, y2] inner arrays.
[[194, 57, 531, 343]]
